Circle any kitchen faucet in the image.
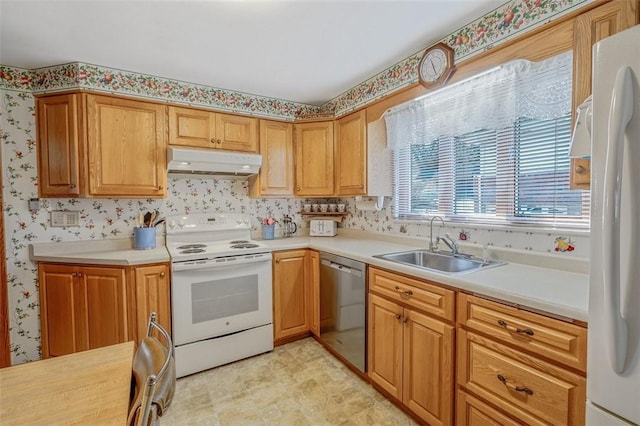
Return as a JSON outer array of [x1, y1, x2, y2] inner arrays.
[[429, 216, 444, 251], [438, 233, 459, 255]]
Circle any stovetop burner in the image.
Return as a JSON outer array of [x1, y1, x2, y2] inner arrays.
[[180, 248, 206, 254], [177, 243, 207, 250], [230, 243, 260, 249], [229, 240, 249, 244]]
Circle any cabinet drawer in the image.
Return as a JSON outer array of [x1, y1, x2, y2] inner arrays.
[[458, 293, 586, 372], [369, 267, 455, 321], [457, 390, 520, 426], [458, 330, 585, 426]]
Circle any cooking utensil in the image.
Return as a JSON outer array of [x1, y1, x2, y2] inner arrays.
[[143, 211, 152, 227]]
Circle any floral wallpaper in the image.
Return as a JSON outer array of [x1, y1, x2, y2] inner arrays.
[[1, 0, 594, 120]]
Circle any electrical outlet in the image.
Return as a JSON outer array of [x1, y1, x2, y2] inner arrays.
[[50, 211, 80, 227]]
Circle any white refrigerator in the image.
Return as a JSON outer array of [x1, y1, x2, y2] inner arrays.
[[585, 24, 640, 426]]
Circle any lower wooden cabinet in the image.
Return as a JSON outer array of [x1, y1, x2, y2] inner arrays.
[[308, 250, 320, 336], [457, 293, 587, 426], [38, 262, 171, 358], [457, 390, 521, 426], [130, 263, 171, 343], [39, 263, 128, 357], [272, 250, 312, 342], [368, 291, 455, 426]]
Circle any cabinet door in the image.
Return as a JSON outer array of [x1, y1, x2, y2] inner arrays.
[[273, 250, 310, 341], [335, 110, 366, 196], [570, 0, 637, 189], [294, 121, 335, 196], [308, 250, 320, 336], [85, 95, 167, 197], [39, 264, 87, 357], [36, 94, 83, 197], [80, 266, 129, 350], [133, 264, 171, 343], [368, 293, 403, 400], [250, 120, 294, 197], [216, 113, 258, 152], [457, 390, 521, 426], [403, 308, 454, 426], [168, 105, 216, 148]]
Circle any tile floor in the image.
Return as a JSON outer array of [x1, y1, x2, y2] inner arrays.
[[163, 337, 417, 425]]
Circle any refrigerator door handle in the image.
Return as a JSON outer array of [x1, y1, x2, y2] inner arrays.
[[602, 66, 633, 374]]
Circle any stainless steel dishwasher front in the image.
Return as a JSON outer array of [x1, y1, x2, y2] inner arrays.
[[319, 252, 366, 373]]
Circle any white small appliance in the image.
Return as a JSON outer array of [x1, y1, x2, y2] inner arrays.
[[309, 219, 337, 237], [571, 24, 640, 425], [166, 213, 273, 378]]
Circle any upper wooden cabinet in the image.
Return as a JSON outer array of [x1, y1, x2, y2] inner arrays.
[[249, 120, 294, 197], [36, 92, 167, 198], [570, 0, 637, 189], [168, 105, 258, 152], [86, 95, 167, 197], [294, 121, 335, 196], [335, 110, 367, 196], [36, 94, 83, 197]]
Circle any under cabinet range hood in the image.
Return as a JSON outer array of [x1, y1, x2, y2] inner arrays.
[[167, 146, 262, 178]]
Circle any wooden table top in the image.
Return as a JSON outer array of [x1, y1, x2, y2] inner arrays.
[[0, 341, 134, 425]]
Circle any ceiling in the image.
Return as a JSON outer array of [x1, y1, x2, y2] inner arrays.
[[0, 0, 506, 106]]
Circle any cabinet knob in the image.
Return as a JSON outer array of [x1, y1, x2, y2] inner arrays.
[[210, 138, 216, 144], [217, 139, 222, 145], [76, 272, 82, 278], [160, 272, 165, 277], [69, 184, 76, 189], [275, 259, 281, 263], [296, 187, 301, 191], [575, 165, 586, 174], [261, 187, 266, 191], [158, 185, 164, 190], [394, 314, 401, 321]]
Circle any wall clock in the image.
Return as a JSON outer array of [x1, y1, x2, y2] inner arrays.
[[418, 42, 455, 89]]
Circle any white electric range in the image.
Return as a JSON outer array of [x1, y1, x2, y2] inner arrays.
[[166, 213, 273, 378]]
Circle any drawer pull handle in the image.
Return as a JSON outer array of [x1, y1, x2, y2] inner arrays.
[[497, 374, 534, 395], [497, 319, 534, 336], [394, 286, 413, 296], [395, 314, 402, 321]]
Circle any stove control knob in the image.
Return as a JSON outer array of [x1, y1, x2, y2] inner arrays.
[[243, 217, 250, 225], [168, 220, 176, 230], [178, 220, 185, 229], [236, 216, 243, 224]]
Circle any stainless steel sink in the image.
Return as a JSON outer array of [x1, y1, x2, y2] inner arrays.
[[373, 249, 505, 274]]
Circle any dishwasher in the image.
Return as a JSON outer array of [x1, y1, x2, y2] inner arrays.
[[319, 252, 366, 373]]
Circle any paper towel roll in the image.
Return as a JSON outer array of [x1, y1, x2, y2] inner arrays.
[[355, 196, 385, 211]]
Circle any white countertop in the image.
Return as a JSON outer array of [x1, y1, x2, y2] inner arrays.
[[29, 231, 589, 322], [29, 237, 170, 266]]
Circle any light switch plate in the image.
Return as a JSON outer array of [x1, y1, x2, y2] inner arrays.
[[50, 210, 80, 227]]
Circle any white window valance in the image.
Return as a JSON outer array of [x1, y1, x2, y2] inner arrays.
[[384, 51, 573, 150]]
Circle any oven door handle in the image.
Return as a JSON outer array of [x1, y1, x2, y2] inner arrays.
[[172, 255, 272, 272]]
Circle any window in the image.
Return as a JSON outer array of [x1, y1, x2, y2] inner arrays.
[[386, 51, 589, 228]]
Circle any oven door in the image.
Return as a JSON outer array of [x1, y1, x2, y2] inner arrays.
[[171, 257, 272, 346]]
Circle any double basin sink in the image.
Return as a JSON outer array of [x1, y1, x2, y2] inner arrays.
[[373, 249, 505, 275]]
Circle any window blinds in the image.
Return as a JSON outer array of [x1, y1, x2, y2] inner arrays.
[[386, 51, 589, 227]]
